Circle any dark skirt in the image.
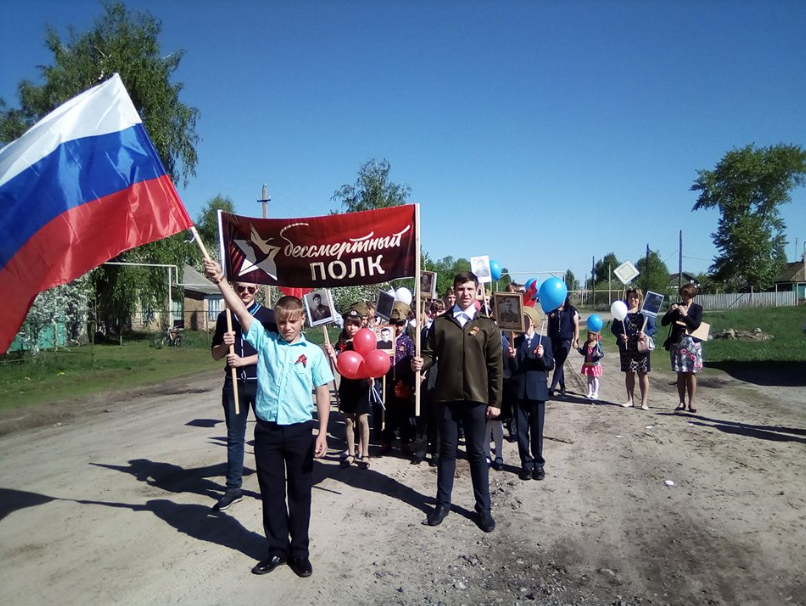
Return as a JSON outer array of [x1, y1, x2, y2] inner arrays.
[[339, 378, 371, 415], [619, 349, 651, 373]]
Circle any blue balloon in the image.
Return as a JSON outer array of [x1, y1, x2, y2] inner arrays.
[[531, 279, 541, 300], [538, 277, 568, 313], [489, 259, 503, 281], [587, 314, 604, 333], [525, 277, 536, 290]]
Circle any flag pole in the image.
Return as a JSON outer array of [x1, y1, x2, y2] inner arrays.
[[190, 224, 240, 415]]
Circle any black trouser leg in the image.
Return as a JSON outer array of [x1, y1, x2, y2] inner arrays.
[[254, 420, 315, 559], [514, 399, 534, 469], [531, 401, 546, 467]]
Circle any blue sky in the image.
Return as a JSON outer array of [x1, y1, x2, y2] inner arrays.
[[2, 0, 805, 285]]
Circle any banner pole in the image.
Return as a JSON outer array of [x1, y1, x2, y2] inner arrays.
[[414, 204, 422, 417], [322, 325, 340, 408]]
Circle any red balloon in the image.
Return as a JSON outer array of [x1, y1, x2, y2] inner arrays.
[[337, 350, 365, 380], [352, 328, 377, 356], [363, 350, 391, 378]]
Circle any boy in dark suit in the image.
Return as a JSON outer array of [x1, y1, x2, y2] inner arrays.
[[508, 307, 554, 480]]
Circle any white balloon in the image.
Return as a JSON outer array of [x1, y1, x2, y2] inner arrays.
[[395, 287, 413, 305], [388, 287, 396, 298], [611, 300, 629, 322]]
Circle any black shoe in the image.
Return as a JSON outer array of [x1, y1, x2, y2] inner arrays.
[[213, 490, 243, 511], [288, 556, 313, 578], [533, 467, 546, 481], [410, 455, 424, 465], [491, 457, 504, 471], [424, 504, 449, 526], [428, 456, 438, 467], [519, 467, 533, 481], [474, 505, 496, 533], [251, 555, 286, 575]]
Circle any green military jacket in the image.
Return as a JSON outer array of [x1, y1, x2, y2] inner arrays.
[[421, 311, 503, 408]]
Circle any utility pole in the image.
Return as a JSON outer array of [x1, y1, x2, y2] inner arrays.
[[257, 183, 272, 306], [608, 263, 612, 306], [678, 230, 683, 293]]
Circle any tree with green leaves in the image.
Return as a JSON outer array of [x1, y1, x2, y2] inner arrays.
[[565, 270, 579, 292], [427, 255, 471, 301], [593, 252, 620, 285], [194, 195, 236, 262], [1, 3, 201, 335], [692, 144, 806, 291], [332, 158, 411, 213], [635, 250, 670, 295]]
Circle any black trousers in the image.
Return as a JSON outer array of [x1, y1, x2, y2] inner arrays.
[[514, 399, 545, 469], [414, 389, 440, 458], [254, 419, 315, 559], [550, 338, 572, 391], [436, 401, 491, 511]]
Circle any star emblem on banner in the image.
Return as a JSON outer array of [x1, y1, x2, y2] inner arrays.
[[234, 224, 280, 280]]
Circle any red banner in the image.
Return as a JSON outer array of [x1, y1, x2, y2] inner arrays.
[[219, 204, 417, 287]]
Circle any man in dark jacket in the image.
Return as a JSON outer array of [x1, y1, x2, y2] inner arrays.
[[211, 281, 277, 511], [412, 271, 503, 532]]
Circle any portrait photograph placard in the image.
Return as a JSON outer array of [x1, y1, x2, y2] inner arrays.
[[304, 288, 336, 327], [419, 271, 437, 299], [470, 255, 492, 284], [494, 292, 524, 332], [641, 291, 665, 318], [374, 324, 395, 356], [375, 290, 395, 321]]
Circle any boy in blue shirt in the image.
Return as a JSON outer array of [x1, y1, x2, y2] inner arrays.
[[205, 259, 334, 578]]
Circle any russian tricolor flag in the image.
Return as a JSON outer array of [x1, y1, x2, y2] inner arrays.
[[0, 74, 193, 353]]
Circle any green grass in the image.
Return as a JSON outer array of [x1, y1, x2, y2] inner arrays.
[[0, 325, 340, 411], [0, 330, 219, 411], [699, 305, 806, 363]]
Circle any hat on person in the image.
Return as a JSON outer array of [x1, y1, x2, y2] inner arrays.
[[348, 301, 369, 317], [390, 302, 411, 323], [342, 309, 363, 321], [523, 306, 542, 328]]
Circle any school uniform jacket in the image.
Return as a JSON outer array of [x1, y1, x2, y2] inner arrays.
[[421, 311, 503, 408], [508, 333, 555, 402]]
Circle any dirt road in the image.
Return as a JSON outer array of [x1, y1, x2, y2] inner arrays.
[[1, 351, 805, 605]]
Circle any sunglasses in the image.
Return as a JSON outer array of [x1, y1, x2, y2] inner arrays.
[[236, 285, 258, 294]]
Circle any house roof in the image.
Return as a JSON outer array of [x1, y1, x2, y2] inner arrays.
[[178, 265, 220, 296], [775, 261, 806, 283]]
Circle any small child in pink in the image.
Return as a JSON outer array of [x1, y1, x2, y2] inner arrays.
[[578, 330, 604, 400]]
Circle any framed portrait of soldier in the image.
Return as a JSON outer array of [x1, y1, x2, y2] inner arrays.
[[304, 288, 336, 327], [374, 324, 395, 357], [419, 271, 436, 299], [494, 292, 524, 332]]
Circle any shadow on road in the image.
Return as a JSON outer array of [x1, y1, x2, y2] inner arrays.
[[658, 411, 806, 444], [91, 459, 258, 501], [703, 361, 806, 387]]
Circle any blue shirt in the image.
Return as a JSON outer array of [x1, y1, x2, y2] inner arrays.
[[245, 321, 334, 424]]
